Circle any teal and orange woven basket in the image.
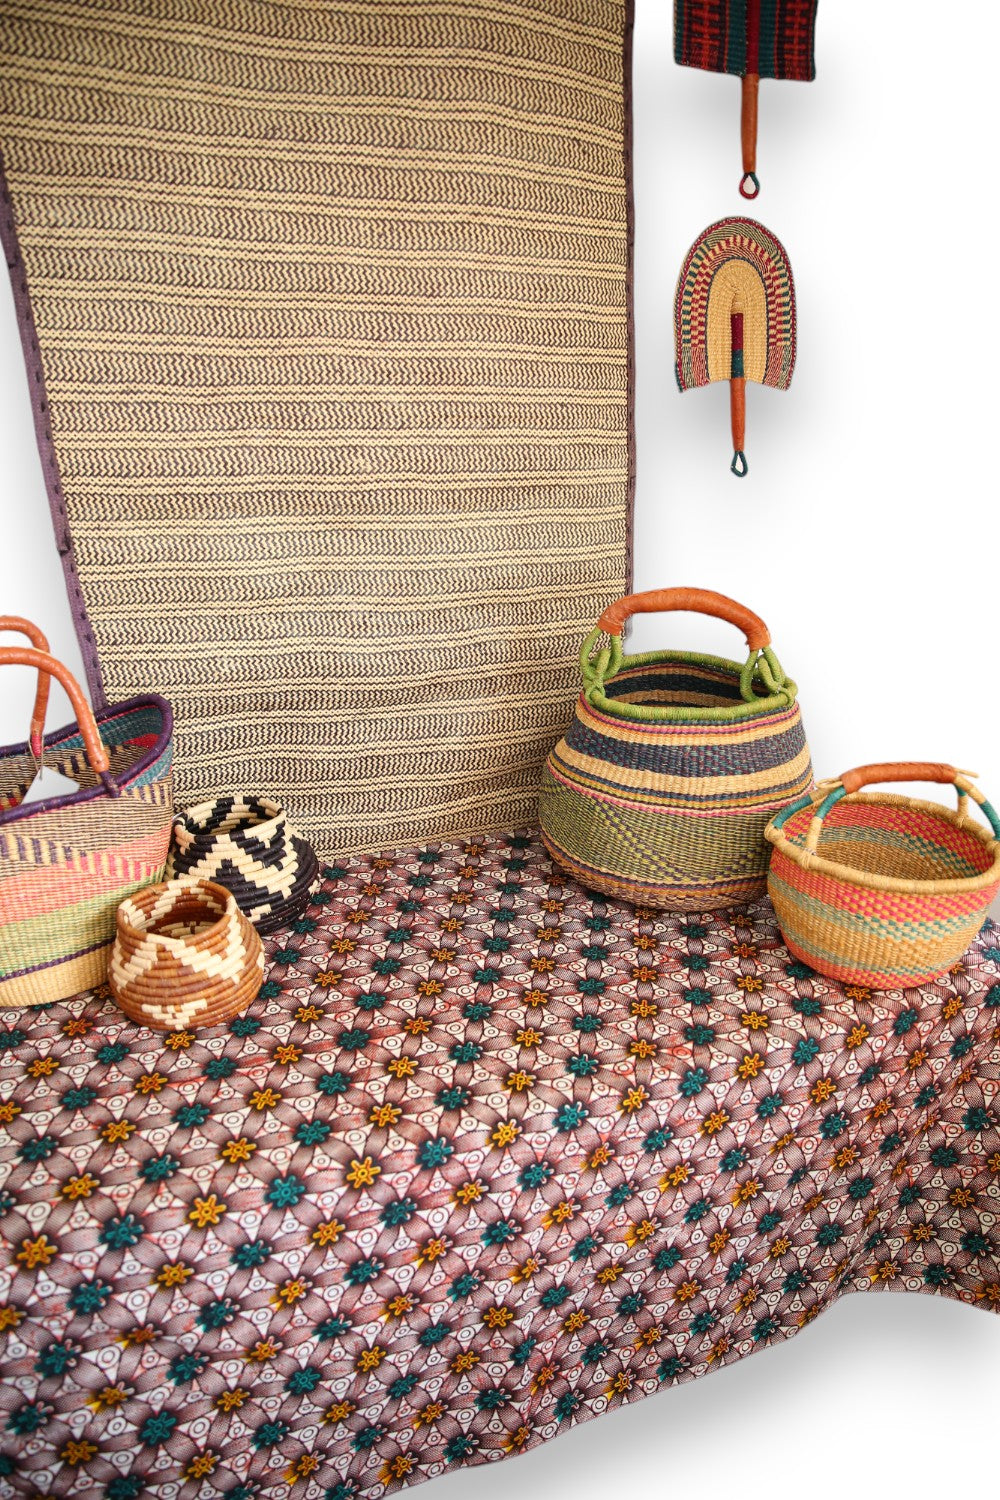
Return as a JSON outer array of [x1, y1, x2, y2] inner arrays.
[[539, 587, 813, 910], [765, 762, 1000, 990]]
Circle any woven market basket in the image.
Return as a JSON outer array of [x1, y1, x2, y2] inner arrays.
[[0, 618, 173, 1008], [109, 877, 264, 1031], [539, 588, 813, 910], [166, 795, 318, 933], [765, 763, 1000, 990]]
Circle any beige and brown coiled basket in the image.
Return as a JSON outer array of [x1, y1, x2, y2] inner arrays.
[[109, 878, 264, 1031]]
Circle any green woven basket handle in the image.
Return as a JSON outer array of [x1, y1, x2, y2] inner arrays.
[[581, 587, 788, 702], [771, 763, 1000, 850]]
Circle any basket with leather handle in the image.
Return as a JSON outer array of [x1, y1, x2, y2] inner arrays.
[[539, 587, 813, 910], [765, 763, 1000, 990], [0, 618, 173, 1007]]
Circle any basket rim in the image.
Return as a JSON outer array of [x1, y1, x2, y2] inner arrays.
[[172, 795, 285, 843], [765, 789, 1000, 896], [117, 876, 238, 950], [587, 648, 799, 725]]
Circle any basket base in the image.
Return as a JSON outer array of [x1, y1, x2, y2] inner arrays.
[[541, 834, 766, 913]]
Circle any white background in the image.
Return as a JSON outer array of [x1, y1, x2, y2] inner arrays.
[[1, 1, 998, 1495]]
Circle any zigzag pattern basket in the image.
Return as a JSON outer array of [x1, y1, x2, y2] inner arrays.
[[166, 796, 318, 934], [540, 588, 813, 910], [109, 877, 264, 1030], [765, 763, 1000, 990]]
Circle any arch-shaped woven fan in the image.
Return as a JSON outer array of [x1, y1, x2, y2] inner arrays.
[[674, 216, 796, 478]]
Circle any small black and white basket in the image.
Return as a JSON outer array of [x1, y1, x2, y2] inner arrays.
[[166, 795, 319, 934]]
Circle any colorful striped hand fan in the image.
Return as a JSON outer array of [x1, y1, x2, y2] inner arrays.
[[674, 0, 818, 197], [675, 217, 796, 478]]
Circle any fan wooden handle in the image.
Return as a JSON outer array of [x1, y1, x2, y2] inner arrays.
[[597, 588, 771, 651], [839, 763, 960, 794], [739, 73, 760, 198], [0, 617, 52, 757]]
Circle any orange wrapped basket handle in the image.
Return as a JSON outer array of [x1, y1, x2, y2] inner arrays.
[[0, 645, 119, 794], [597, 587, 771, 652], [839, 763, 960, 794], [0, 617, 51, 759]]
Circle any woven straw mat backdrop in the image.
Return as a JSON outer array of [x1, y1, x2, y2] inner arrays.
[[0, 0, 634, 858]]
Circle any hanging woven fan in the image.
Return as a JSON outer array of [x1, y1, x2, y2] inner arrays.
[[674, 0, 819, 198], [674, 217, 796, 478]]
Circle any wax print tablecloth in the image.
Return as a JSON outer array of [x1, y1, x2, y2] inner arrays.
[[1, 831, 998, 1499]]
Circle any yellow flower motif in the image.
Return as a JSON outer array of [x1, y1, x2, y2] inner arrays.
[[506, 1069, 535, 1093], [830, 1144, 857, 1169], [673, 1280, 699, 1303], [734, 1288, 758, 1312], [0, 1305, 24, 1331], [769, 1236, 792, 1258], [976, 1282, 1000, 1308], [16, 1234, 57, 1269], [844, 983, 871, 1003], [531, 1363, 557, 1393], [737, 1052, 764, 1080], [216, 1388, 248, 1411], [248, 1087, 282, 1110], [273, 1278, 309, 1307], [0, 1100, 22, 1124], [605, 1371, 633, 1398], [596, 1264, 621, 1286], [369, 1102, 402, 1129], [510, 1256, 541, 1284], [163, 1030, 195, 1049], [630, 1038, 657, 1059], [949, 1185, 975, 1209], [219, 1136, 256, 1164], [505, 1424, 532, 1452], [60, 1439, 98, 1465], [380, 1455, 415, 1484], [619, 1086, 649, 1115], [273, 1043, 301, 1065], [324, 1399, 356, 1424], [542, 1200, 576, 1228], [624, 1218, 656, 1247], [244, 1338, 280, 1363], [563, 1309, 588, 1333], [454, 1179, 485, 1205], [27, 1056, 59, 1077], [286, 1453, 320, 1482], [538, 926, 561, 943], [845, 1023, 869, 1049], [634, 1324, 663, 1349], [706, 1333, 732, 1363], [135, 1072, 168, 1095], [700, 1109, 729, 1136], [387, 1056, 415, 1078], [415, 1236, 450, 1267], [871, 1260, 900, 1282], [417, 978, 443, 997], [809, 1077, 837, 1105], [631, 996, 659, 1018], [732, 1178, 761, 1206], [736, 975, 764, 995], [61, 1173, 99, 1200], [451, 1349, 480, 1374], [529, 955, 554, 974], [906, 1048, 927, 1071], [295, 1004, 323, 1023], [382, 1293, 414, 1319], [490, 1120, 521, 1148], [183, 1454, 218, 1480], [86, 1385, 131, 1412], [154, 1262, 192, 1289], [482, 1304, 514, 1329], [631, 966, 659, 985], [659, 1163, 690, 1189], [101, 1119, 135, 1144], [708, 1229, 730, 1255], [345, 1156, 380, 1189], [431, 947, 456, 963], [908, 1222, 934, 1244], [118, 1325, 156, 1347], [413, 1401, 445, 1428], [356, 1345, 386, 1373], [311, 1219, 346, 1248], [586, 1143, 613, 1169], [63, 1016, 90, 1037], [188, 1194, 227, 1228], [514, 1028, 542, 1048], [740, 1008, 768, 1030]]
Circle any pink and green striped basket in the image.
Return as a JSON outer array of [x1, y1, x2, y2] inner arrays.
[[765, 763, 1000, 991]]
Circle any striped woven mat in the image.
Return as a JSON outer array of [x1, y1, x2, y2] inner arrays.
[[0, 0, 634, 857]]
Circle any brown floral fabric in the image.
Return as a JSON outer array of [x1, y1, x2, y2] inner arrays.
[[1, 830, 998, 1500]]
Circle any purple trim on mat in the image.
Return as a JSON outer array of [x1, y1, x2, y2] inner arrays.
[[0, 154, 108, 710], [0, 691, 173, 826], [623, 0, 636, 600]]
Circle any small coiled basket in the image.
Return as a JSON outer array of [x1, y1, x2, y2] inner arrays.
[[109, 878, 264, 1030]]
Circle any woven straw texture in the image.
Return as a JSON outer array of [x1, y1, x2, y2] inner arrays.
[[0, 0, 633, 858], [766, 789, 1000, 991], [0, 697, 174, 1009], [167, 796, 319, 935], [0, 831, 998, 1497], [110, 877, 264, 1031]]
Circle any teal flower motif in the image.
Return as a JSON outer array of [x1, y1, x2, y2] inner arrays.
[[287, 1366, 321, 1395], [756, 1092, 783, 1119], [7, 1401, 52, 1434], [232, 1239, 271, 1269], [317, 1071, 349, 1096], [484, 935, 510, 953], [899, 1184, 920, 1206], [893, 1007, 919, 1035], [879, 1132, 903, 1156], [383, 927, 410, 945], [0, 1028, 26, 1050], [372, 957, 401, 976], [449, 1272, 480, 1299], [963, 1106, 990, 1131], [338, 1028, 370, 1051], [617, 1291, 644, 1315], [61, 1085, 98, 1109], [658, 1355, 686, 1381], [345, 1257, 383, 1286], [198, 1298, 237, 1331], [570, 1234, 600, 1261], [684, 1024, 715, 1045], [858, 1062, 882, 1086], [267, 1173, 307, 1208], [758, 1210, 782, 1232], [653, 1245, 682, 1271], [690, 1309, 716, 1334], [606, 1183, 631, 1208], [680, 923, 707, 938], [205, 1056, 236, 1078], [295, 1120, 331, 1146], [586, 914, 612, 932], [578, 976, 605, 996], [450, 1041, 481, 1063], [475, 1387, 507, 1411], [69, 1279, 112, 1314], [567, 1054, 598, 1078], [848, 1175, 875, 1200], [725, 1258, 748, 1284], [679, 1067, 708, 1097], [483, 1217, 519, 1246], [444, 1434, 477, 1462], [792, 995, 822, 1016], [573, 1014, 602, 1033], [820, 1112, 848, 1139], [519, 1160, 553, 1190], [353, 1424, 386, 1452], [141, 1153, 180, 1183], [464, 1000, 492, 1021], [140, 1410, 178, 1445], [100, 1213, 144, 1249], [106, 1477, 143, 1500], [815, 1223, 843, 1247], [316, 1315, 352, 1339], [437, 1083, 470, 1110], [786, 960, 814, 979], [951, 1035, 973, 1059], [292, 917, 317, 934], [174, 1102, 211, 1127], [683, 987, 709, 1006], [20, 1134, 57, 1163], [473, 967, 501, 985], [353, 991, 385, 1011], [511, 1338, 536, 1365], [417, 1138, 454, 1168], [540, 1285, 569, 1308], [783, 1268, 808, 1292], [168, 1351, 207, 1384], [914, 1084, 936, 1107], [581, 1340, 609, 1366], [684, 1198, 710, 1223], [97, 1041, 129, 1064], [579, 944, 606, 961], [271, 947, 300, 966], [234, 1010, 265, 1030], [388, 1374, 418, 1399], [325, 1483, 357, 1500], [555, 1391, 580, 1421], [35, 1339, 81, 1376], [643, 1125, 673, 1152], [252, 1420, 289, 1448], [381, 1198, 417, 1227], [961, 1229, 989, 1256], [792, 1037, 819, 1065], [684, 954, 709, 972], [752, 1314, 778, 1342], [554, 1101, 589, 1132], [720, 1147, 746, 1171], [924, 1263, 951, 1286]]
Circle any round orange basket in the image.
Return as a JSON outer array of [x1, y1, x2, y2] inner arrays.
[[765, 762, 1000, 990]]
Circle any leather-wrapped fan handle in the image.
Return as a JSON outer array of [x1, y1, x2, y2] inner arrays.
[[840, 763, 960, 794], [597, 588, 771, 652], [0, 617, 52, 758]]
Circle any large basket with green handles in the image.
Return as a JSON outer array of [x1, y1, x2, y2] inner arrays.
[[765, 762, 1000, 990], [539, 588, 813, 910]]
